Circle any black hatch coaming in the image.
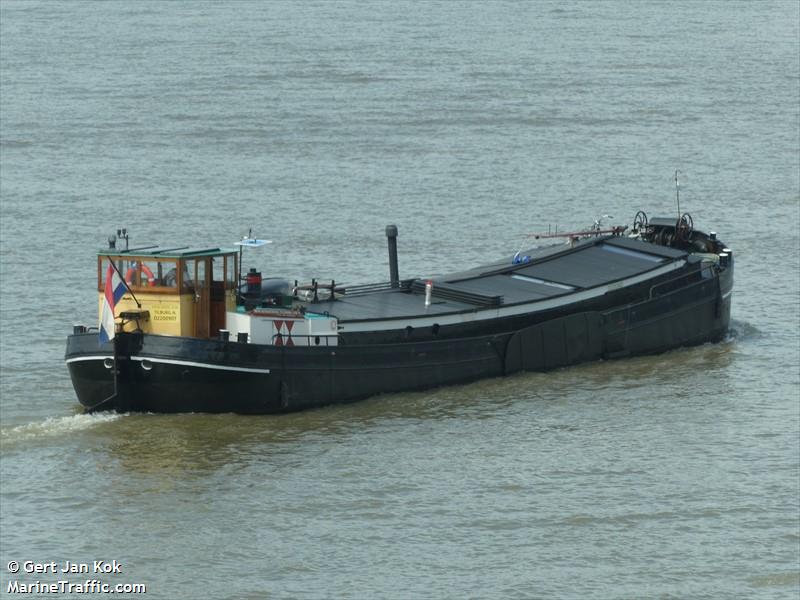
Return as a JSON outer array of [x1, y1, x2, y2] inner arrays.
[[311, 236, 687, 323]]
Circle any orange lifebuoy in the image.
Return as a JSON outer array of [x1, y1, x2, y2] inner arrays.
[[125, 264, 156, 287]]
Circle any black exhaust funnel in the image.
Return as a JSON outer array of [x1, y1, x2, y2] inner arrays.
[[386, 225, 399, 288]]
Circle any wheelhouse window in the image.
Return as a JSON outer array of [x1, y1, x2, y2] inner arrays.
[[97, 257, 179, 291], [97, 252, 238, 292], [98, 257, 127, 291], [223, 254, 237, 288], [212, 255, 237, 289], [182, 258, 208, 291]]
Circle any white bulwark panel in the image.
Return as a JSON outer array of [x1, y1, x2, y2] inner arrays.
[[226, 311, 338, 347]]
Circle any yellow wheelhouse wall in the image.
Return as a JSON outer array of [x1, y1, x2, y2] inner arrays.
[[97, 252, 238, 339]]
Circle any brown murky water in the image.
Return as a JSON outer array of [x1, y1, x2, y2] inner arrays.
[[1, 2, 798, 598]]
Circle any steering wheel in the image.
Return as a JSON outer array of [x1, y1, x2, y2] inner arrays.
[[633, 210, 648, 233], [675, 213, 694, 243]]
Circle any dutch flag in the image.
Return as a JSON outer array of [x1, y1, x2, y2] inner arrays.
[[99, 264, 126, 344]]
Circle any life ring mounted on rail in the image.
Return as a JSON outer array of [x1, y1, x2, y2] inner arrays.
[[125, 263, 156, 287]]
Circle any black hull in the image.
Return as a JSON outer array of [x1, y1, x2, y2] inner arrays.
[[65, 269, 732, 414]]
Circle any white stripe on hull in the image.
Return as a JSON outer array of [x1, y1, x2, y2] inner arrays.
[[65, 355, 271, 374]]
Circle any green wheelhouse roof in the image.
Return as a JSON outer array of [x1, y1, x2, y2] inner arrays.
[[98, 246, 238, 259]]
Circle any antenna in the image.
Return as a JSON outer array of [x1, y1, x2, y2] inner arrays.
[[674, 170, 682, 220], [116, 228, 129, 251]]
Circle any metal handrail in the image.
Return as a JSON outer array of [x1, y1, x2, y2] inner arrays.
[[272, 333, 339, 348], [338, 278, 414, 297], [409, 280, 503, 307], [271, 333, 337, 347]]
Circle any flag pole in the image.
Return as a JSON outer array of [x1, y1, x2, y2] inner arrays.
[[105, 256, 142, 308]]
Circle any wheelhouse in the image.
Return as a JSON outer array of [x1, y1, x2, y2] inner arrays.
[[98, 246, 238, 338]]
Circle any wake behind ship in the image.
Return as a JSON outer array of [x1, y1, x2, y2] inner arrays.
[[65, 211, 733, 414]]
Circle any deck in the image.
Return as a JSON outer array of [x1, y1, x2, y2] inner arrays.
[[307, 235, 687, 323]]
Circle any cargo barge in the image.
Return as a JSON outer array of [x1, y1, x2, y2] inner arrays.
[[65, 211, 733, 414]]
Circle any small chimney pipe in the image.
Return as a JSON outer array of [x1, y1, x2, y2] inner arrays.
[[386, 225, 399, 288]]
